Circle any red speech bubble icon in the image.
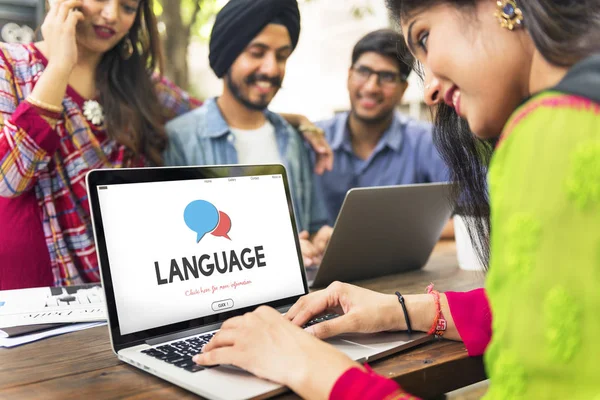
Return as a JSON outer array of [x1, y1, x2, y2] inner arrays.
[[211, 211, 232, 240]]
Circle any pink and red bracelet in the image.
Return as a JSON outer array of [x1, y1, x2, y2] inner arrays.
[[426, 283, 447, 337]]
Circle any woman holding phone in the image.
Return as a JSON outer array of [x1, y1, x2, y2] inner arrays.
[[0, 0, 331, 291], [0, 0, 191, 290]]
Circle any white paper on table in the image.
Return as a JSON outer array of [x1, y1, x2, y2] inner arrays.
[[0, 284, 106, 328], [0, 321, 107, 348]]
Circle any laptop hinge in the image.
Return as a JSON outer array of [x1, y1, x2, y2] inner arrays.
[[145, 305, 293, 346]]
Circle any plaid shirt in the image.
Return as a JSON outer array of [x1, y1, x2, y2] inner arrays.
[[0, 43, 200, 287]]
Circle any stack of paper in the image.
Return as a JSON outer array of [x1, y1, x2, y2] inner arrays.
[[0, 322, 107, 348], [0, 284, 107, 348]]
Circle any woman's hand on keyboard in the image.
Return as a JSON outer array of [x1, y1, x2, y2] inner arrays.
[[192, 306, 358, 399], [285, 282, 407, 339]]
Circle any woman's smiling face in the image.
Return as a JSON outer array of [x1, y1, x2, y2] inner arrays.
[[75, 0, 140, 56], [401, 1, 533, 138]]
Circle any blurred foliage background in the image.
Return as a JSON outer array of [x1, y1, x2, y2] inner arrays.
[[155, 0, 374, 90]]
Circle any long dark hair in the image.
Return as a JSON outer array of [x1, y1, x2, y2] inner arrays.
[[386, 0, 600, 268], [95, 0, 167, 166]]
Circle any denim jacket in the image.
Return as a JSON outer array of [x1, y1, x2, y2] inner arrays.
[[164, 98, 328, 233]]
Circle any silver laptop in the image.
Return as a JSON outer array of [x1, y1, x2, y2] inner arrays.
[[308, 183, 454, 288], [86, 165, 430, 400]]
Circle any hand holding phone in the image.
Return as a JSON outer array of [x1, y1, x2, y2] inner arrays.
[[40, 0, 85, 73]]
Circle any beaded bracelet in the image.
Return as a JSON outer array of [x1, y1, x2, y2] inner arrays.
[[426, 283, 447, 337]]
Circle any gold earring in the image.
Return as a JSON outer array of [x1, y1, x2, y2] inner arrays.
[[494, 0, 523, 30], [120, 37, 134, 60]]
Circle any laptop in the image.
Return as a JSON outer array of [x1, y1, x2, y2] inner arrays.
[[308, 183, 454, 288], [86, 165, 430, 400]]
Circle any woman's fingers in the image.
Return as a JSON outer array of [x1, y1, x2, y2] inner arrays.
[[218, 315, 244, 331], [287, 287, 341, 326], [47, 0, 60, 16], [56, 0, 83, 23], [286, 292, 323, 321], [290, 300, 330, 327], [202, 329, 237, 353], [193, 347, 238, 367], [306, 313, 357, 339], [65, 8, 85, 31]]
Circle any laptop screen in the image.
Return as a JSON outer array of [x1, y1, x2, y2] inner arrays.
[[95, 173, 305, 336]]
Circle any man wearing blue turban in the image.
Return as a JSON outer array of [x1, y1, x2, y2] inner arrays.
[[164, 0, 329, 268], [208, 0, 301, 79]]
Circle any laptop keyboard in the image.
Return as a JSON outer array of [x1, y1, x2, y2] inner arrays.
[[141, 314, 340, 373], [141, 332, 217, 373], [302, 313, 339, 328]]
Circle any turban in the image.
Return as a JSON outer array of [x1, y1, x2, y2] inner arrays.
[[209, 0, 301, 78]]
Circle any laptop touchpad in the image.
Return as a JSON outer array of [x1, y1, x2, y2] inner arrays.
[[337, 331, 415, 349], [324, 338, 377, 361]]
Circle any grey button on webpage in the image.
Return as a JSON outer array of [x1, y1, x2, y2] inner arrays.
[[211, 299, 234, 311]]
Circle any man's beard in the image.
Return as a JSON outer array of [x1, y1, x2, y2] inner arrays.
[[225, 70, 282, 111]]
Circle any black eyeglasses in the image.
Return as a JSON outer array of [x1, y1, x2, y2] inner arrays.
[[351, 65, 405, 87]]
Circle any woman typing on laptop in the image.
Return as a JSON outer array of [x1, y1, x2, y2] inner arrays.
[[193, 0, 600, 398]]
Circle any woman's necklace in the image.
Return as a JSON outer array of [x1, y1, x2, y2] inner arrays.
[[83, 99, 104, 126]]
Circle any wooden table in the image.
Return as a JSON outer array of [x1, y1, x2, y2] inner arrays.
[[0, 241, 487, 399]]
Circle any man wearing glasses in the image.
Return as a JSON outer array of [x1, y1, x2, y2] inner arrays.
[[313, 29, 450, 229]]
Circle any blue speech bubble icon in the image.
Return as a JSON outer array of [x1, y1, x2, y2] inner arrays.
[[184, 200, 219, 243]]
